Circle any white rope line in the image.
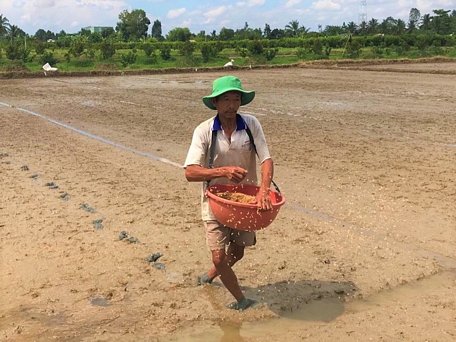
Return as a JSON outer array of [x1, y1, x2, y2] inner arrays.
[[0, 101, 183, 168]]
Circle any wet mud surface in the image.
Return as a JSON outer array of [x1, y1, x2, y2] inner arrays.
[[1, 62, 455, 341]]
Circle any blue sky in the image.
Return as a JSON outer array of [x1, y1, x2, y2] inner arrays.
[[1, 0, 454, 35]]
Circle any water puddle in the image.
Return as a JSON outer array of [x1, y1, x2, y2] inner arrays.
[[90, 296, 111, 307], [161, 270, 455, 342]]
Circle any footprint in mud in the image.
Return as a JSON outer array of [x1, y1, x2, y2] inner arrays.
[[59, 192, 70, 201], [80, 203, 96, 213], [146, 253, 165, 270], [45, 182, 59, 189], [118, 230, 139, 243], [92, 219, 103, 230]]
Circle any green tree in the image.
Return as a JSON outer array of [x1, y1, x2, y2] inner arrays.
[[34, 29, 47, 41], [269, 28, 285, 39], [285, 20, 300, 37], [151, 19, 163, 40], [367, 18, 379, 34], [8, 25, 25, 42], [263, 23, 271, 38], [88, 32, 102, 44], [116, 9, 150, 41], [431, 9, 452, 34], [396, 19, 407, 35], [219, 27, 235, 40], [346, 21, 358, 33], [420, 14, 432, 30], [408, 8, 421, 31], [323, 25, 344, 35], [166, 27, 192, 41], [101, 27, 115, 38], [0, 14, 10, 36], [358, 21, 368, 35], [380, 17, 398, 34]]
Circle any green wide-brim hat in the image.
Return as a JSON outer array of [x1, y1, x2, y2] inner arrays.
[[202, 75, 255, 110]]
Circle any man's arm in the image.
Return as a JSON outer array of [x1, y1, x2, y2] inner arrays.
[[185, 164, 248, 183], [257, 158, 274, 210]]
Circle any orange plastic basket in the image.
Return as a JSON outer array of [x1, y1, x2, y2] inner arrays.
[[206, 183, 285, 231]]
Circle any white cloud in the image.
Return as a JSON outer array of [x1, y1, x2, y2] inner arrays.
[[312, 0, 341, 11], [3, 0, 127, 34], [203, 6, 228, 23], [167, 8, 186, 19], [237, 0, 265, 7], [33, 0, 56, 8], [285, 0, 303, 8]]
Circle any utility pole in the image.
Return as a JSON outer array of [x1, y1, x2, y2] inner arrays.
[[359, 0, 367, 25]]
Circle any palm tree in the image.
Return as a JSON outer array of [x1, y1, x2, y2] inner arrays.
[[346, 21, 358, 34], [0, 14, 10, 37], [367, 18, 379, 34], [420, 14, 432, 31], [285, 20, 300, 37]]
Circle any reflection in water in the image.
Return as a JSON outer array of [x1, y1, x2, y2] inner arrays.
[[214, 298, 344, 342], [281, 297, 345, 322], [219, 321, 244, 342]]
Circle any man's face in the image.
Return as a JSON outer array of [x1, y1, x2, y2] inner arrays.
[[212, 91, 242, 119]]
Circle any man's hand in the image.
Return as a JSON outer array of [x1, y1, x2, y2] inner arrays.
[[256, 188, 272, 211], [222, 166, 248, 183]]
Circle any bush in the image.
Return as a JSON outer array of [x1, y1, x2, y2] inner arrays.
[[142, 43, 155, 57], [311, 39, 323, 55], [100, 40, 116, 60], [35, 42, 46, 55], [144, 54, 158, 64], [178, 41, 194, 57], [247, 40, 264, 55], [345, 40, 361, 58], [85, 49, 96, 59], [39, 51, 58, 65], [69, 38, 86, 57], [296, 47, 307, 59], [200, 43, 219, 62], [159, 45, 172, 60], [6, 42, 31, 62], [120, 51, 137, 67], [263, 48, 278, 61]]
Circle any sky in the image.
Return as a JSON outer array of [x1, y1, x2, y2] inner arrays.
[[1, 0, 455, 35]]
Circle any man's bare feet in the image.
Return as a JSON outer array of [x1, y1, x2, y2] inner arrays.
[[196, 273, 214, 285], [226, 298, 257, 311]]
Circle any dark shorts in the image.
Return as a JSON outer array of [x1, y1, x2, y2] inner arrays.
[[204, 220, 256, 251]]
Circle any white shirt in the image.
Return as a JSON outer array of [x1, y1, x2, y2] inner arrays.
[[184, 113, 271, 221]]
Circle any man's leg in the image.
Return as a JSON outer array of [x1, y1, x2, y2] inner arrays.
[[210, 248, 244, 301], [205, 243, 245, 281]]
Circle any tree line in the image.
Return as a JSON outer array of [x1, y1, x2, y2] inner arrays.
[[0, 7, 455, 68]]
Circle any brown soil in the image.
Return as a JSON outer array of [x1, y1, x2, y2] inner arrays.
[[1, 61, 455, 341]]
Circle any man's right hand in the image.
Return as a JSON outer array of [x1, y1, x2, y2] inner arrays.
[[222, 166, 248, 183]]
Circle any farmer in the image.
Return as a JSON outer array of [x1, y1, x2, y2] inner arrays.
[[184, 75, 274, 311]]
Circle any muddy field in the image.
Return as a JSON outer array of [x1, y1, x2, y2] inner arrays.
[[1, 62, 455, 341]]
